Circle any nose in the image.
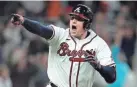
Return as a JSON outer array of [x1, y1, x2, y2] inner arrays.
[[72, 18, 77, 24]]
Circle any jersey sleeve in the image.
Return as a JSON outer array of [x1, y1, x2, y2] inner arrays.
[[96, 39, 115, 66], [47, 24, 65, 45]]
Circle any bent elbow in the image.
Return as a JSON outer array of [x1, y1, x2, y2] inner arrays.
[[106, 73, 116, 84], [106, 76, 116, 84]]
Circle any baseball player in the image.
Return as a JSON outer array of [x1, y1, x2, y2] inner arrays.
[[10, 4, 116, 87]]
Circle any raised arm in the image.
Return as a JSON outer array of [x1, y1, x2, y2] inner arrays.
[[10, 14, 53, 39]]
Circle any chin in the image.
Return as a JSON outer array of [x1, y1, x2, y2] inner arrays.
[[71, 34, 76, 37], [73, 35, 80, 38], [70, 33, 76, 37]]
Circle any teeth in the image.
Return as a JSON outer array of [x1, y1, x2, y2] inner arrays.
[[72, 25, 76, 29]]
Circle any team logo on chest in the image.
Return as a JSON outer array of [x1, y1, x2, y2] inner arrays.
[[57, 42, 96, 58]]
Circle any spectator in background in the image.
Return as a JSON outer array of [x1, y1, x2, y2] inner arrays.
[[107, 25, 130, 87], [3, 20, 22, 61], [9, 47, 49, 87], [45, 1, 67, 28], [2, 7, 30, 62], [114, 5, 136, 70], [27, 36, 49, 56], [0, 64, 12, 87], [120, 21, 136, 70], [28, 53, 49, 87], [120, 1, 137, 20], [0, 1, 8, 16], [0, 22, 6, 64], [46, 1, 62, 21], [9, 47, 38, 87], [27, 37, 49, 87], [15, 7, 26, 16], [21, 1, 45, 17], [4, 1, 22, 16], [93, 10, 112, 45], [106, 1, 120, 22]]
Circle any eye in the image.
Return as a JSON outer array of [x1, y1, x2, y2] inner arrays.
[[70, 15, 85, 21], [75, 16, 85, 21], [70, 16, 75, 20]]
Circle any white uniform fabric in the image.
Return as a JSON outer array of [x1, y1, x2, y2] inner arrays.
[[46, 25, 115, 87]]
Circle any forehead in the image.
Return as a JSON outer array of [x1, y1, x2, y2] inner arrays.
[[70, 19, 84, 24], [70, 15, 85, 23], [69, 13, 88, 21]]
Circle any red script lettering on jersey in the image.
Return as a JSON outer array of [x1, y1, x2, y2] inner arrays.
[[57, 42, 96, 58]]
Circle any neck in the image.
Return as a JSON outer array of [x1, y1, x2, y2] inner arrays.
[[77, 31, 89, 40]]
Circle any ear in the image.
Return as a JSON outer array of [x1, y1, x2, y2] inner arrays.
[[84, 22, 92, 30]]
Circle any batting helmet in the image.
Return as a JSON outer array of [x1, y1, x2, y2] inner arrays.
[[69, 4, 93, 29]]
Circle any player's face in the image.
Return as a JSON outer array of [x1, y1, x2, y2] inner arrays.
[[69, 15, 86, 39]]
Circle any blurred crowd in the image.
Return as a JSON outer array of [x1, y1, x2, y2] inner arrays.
[[0, 1, 137, 87]]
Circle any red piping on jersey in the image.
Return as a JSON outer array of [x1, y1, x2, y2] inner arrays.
[[76, 34, 97, 87], [76, 62, 81, 87], [69, 29, 77, 87], [69, 57, 85, 62], [76, 35, 97, 87], [69, 29, 97, 87], [80, 34, 97, 50], [69, 61, 74, 87]]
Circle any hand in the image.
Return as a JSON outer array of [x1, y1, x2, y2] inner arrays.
[[10, 14, 24, 25], [84, 50, 101, 70]]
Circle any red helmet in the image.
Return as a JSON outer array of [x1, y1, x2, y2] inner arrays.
[[69, 4, 93, 29], [69, 4, 93, 23]]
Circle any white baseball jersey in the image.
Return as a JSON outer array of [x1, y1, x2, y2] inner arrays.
[[46, 24, 115, 87]]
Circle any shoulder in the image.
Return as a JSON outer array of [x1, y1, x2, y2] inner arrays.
[[96, 35, 106, 44], [90, 30, 108, 46]]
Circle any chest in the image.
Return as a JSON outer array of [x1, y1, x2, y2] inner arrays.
[[57, 39, 97, 58]]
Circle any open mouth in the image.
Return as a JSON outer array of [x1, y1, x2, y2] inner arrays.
[[72, 25, 77, 30]]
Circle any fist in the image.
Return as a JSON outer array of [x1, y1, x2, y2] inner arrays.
[[10, 14, 24, 25], [84, 50, 101, 70]]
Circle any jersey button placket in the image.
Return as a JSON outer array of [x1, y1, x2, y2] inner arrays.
[[73, 84, 75, 87]]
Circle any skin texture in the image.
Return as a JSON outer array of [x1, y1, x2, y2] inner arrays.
[[69, 18, 87, 40], [11, 14, 116, 84]]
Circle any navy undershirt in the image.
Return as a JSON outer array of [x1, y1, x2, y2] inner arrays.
[[22, 18, 116, 83]]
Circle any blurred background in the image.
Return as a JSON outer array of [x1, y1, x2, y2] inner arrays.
[[0, 1, 137, 87]]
